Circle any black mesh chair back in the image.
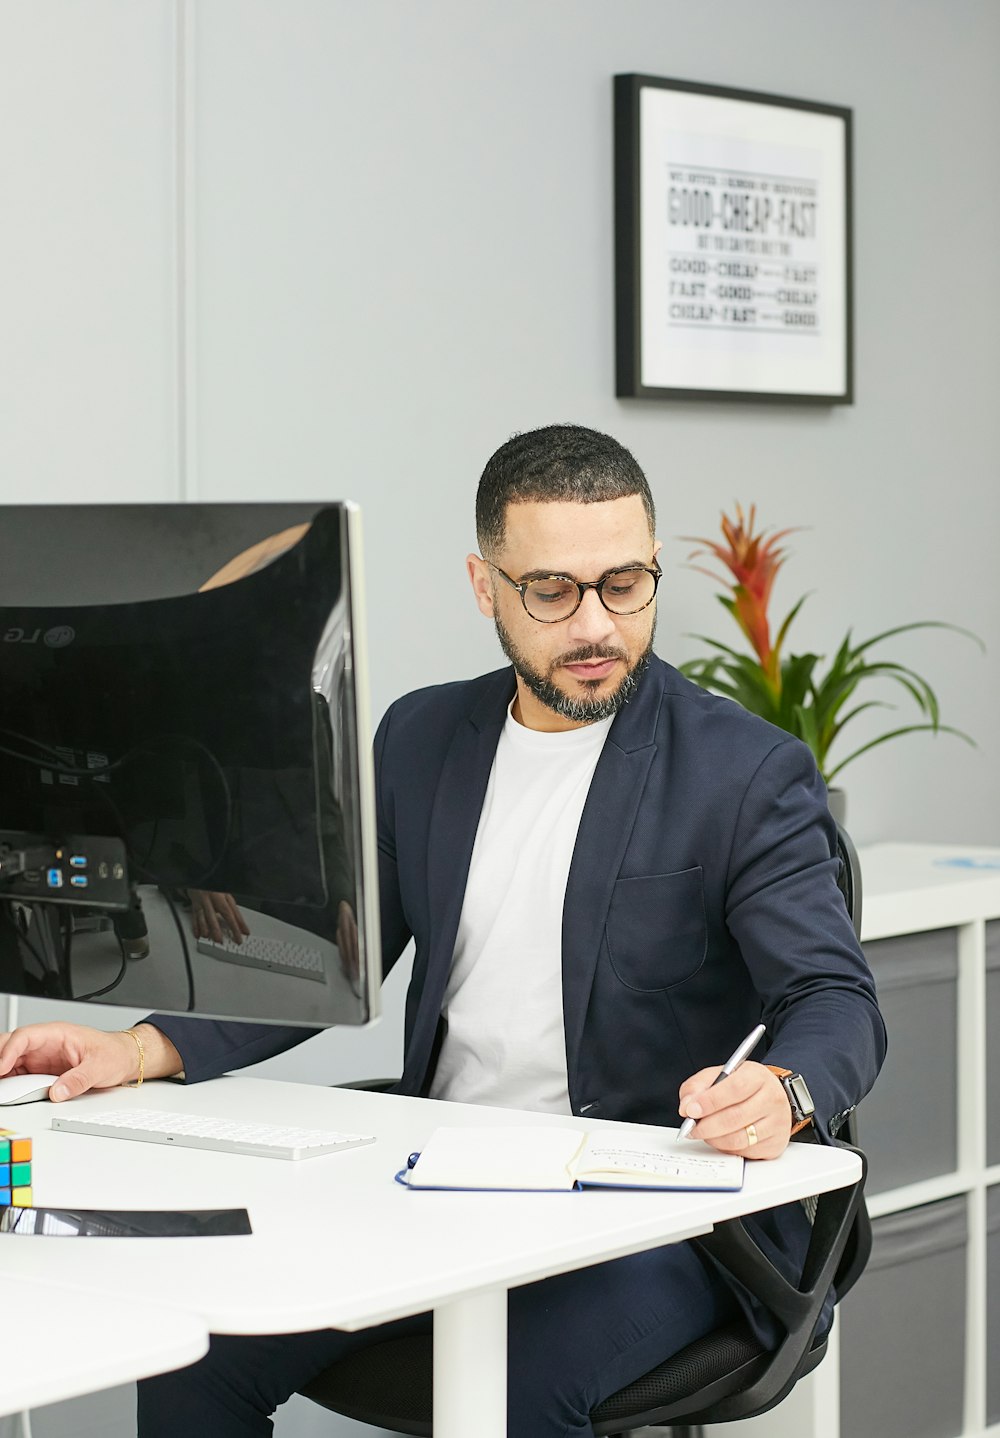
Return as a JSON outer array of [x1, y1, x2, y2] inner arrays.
[[835, 822, 863, 940]]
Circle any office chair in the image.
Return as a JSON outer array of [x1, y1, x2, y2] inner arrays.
[[302, 824, 871, 1438]]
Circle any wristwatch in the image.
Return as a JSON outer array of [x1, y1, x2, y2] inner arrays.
[[766, 1065, 815, 1135]]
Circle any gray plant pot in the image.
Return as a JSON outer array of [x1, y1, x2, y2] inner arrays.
[[827, 786, 847, 826]]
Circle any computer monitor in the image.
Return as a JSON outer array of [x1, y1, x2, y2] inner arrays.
[[0, 502, 381, 1029]]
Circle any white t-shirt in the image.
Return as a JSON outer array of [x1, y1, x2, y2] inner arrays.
[[429, 704, 613, 1113]]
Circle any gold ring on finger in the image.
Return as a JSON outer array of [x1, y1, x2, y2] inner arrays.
[[745, 1123, 759, 1147]]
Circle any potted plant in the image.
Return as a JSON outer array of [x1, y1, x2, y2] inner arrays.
[[678, 504, 980, 821]]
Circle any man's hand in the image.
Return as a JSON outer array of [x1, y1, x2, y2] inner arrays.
[[678, 1060, 792, 1161], [0, 1022, 183, 1102], [189, 890, 250, 945]]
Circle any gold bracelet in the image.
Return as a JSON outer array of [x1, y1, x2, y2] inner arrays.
[[121, 1027, 145, 1088]]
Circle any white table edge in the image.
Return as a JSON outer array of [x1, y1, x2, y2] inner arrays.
[[0, 1271, 208, 1417]]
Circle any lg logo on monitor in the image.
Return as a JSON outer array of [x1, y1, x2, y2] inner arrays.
[[2, 626, 76, 648]]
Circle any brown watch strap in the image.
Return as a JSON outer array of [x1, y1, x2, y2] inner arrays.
[[765, 1065, 813, 1135]]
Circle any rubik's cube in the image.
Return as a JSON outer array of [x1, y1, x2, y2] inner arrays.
[[0, 1127, 32, 1207]]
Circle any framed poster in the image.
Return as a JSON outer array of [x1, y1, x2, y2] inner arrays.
[[614, 74, 853, 403]]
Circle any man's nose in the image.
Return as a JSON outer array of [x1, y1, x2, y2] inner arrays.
[[565, 587, 617, 645]]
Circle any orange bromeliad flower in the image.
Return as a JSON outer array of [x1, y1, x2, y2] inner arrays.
[[679, 503, 979, 783], [682, 504, 800, 687]]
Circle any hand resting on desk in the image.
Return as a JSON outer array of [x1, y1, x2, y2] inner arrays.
[[678, 1060, 792, 1161], [1, 1027, 793, 1161], [0, 1022, 183, 1101]]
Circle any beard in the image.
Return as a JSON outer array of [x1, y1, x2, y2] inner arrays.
[[494, 612, 655, 723]]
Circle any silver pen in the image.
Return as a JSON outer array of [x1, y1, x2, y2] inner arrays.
[[676, 1022, 767, 1141]]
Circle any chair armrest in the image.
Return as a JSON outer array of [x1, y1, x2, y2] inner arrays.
[[690, 1139, 869, 1420]]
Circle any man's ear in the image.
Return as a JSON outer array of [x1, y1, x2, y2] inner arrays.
[[466, 554, 495, 618], [652, 537, 662, 562]]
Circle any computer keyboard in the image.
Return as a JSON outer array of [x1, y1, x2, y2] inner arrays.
[[196, 932, 328, 982], [51, 1108, 376, 1161]]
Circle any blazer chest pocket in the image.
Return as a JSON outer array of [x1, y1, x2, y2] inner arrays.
[[606, 867, 707, 992]]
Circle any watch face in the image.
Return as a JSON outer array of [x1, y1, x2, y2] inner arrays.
[[786, 1073, 816, 1118]]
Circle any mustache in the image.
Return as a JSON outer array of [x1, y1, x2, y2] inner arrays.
[[553, 644, 629, 667]]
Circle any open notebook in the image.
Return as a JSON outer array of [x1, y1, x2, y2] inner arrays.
[[399, 1126, 744, 1192]]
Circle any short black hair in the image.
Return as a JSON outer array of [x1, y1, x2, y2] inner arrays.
[[475, 424, 656, 557]]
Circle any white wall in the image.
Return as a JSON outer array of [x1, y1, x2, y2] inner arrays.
[[0, 0, 179, 500], [4, 0, 997, 838], [182, 0, 1000, 851], [3, 2, 1000, 1435], [7, 0, 993, 844]]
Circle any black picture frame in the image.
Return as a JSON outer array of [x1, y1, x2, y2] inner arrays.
[[614, 74, 853, 404]]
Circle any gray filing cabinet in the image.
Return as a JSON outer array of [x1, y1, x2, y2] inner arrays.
[[839, 1196, 967, 1438], [988, 1185, 1000, 1427], [859, 929, 958, 1194], [986, 922, 1000, 1168], [722, 845, 1000, 1438]]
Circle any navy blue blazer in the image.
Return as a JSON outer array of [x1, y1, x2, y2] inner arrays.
[[156, 656, 885, 1142], [152, 656, 885, 1342]]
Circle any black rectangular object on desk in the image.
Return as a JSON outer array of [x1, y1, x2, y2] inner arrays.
[[0, 1205, 251, 1237], [857, 929, 958, 1194]]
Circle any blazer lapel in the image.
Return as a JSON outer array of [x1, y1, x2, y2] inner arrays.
[[561, 663, 664, 1092], [401, 669, 514, 1088]]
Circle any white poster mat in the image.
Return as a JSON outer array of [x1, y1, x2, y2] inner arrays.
[[638, 87, 847, 396]]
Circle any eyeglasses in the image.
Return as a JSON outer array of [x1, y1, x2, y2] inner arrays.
[[488, 560, 661, 624]]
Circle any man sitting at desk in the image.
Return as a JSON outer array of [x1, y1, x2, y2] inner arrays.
[[0, 424, 886, 1438]]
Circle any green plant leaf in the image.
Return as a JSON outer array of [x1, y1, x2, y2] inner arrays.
[[791, 703, 821, 759], [772, 592, 810, 659], [825, 723, 977, 783], [683, 632, 756, 663], [815, 660, 939, 726], [851, 619, 985, 658], [678, 659, 743, 700], [777, 653, 820, 728], [681, 649, 781, 720], [826, 700, 894, 748]]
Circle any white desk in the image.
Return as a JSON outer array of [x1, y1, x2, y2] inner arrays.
[[0, 1078, 861, 1438], [0, 1273, 207, 1417], [860, 840, 1000, 940]]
